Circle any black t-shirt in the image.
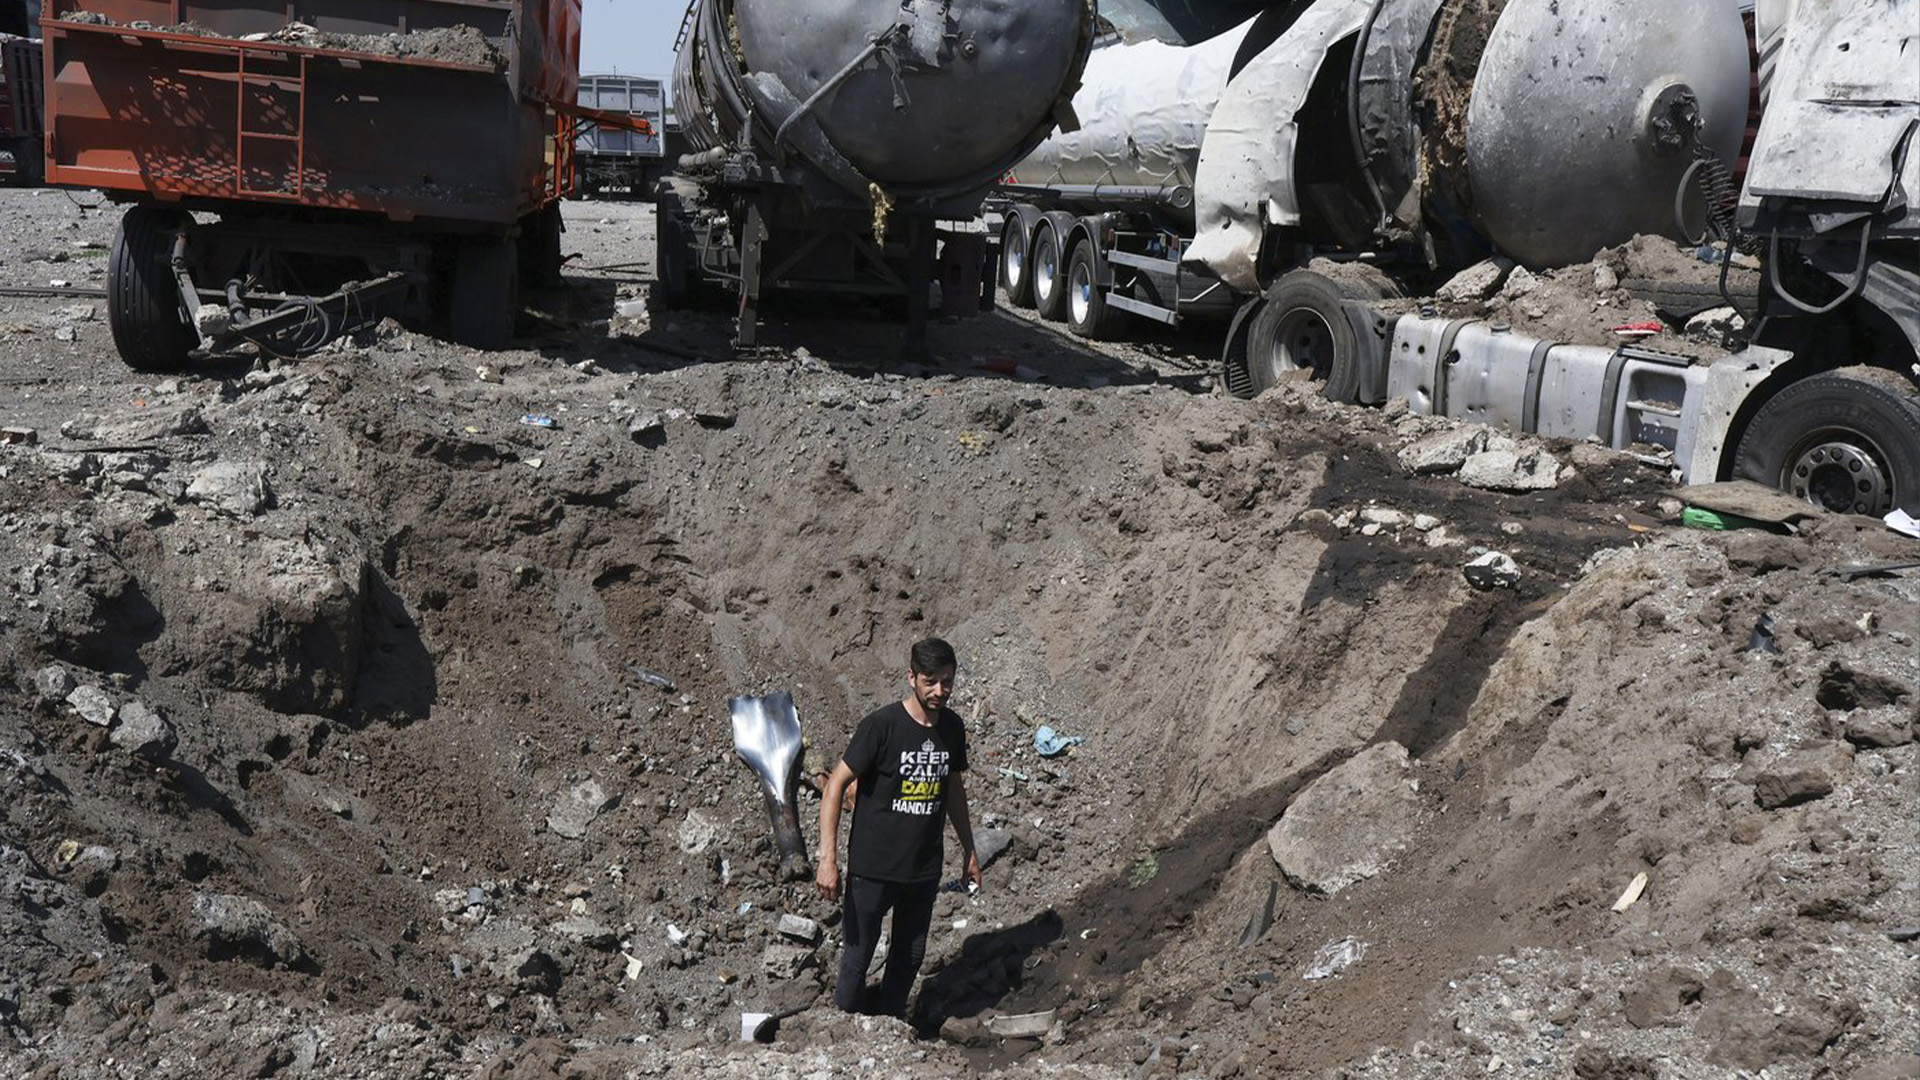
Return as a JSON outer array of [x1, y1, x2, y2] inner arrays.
[[842, 701, 969, 884]]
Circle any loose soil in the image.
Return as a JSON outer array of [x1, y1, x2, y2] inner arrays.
[[0, 190, 1913, 1080]]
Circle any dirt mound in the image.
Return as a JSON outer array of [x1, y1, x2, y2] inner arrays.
[[0, 193, 1911, 1080]]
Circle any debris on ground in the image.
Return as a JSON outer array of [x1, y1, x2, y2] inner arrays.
[[0, 192, 1909, 1080]]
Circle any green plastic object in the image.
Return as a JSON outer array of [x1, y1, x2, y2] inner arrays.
[[1682, 506, 1779, 532]]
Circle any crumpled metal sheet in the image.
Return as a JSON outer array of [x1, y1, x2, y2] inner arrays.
[[1353, 0, 1449, 232], [1012, 21, 1252, 190], [1184, 0, 1372, 294], [1741, 0, 1918, 226]]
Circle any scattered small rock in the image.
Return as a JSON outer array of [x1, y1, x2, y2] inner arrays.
[[111, 700, 178, 760], [777, 913, 821, 944], [1842, 707, 1915, 749], [1398, 427, 1492, 475], [186, 462, 273, 518], [1437, 257, 1512, 302], [1457, 447, 1562, 492], [677, 808, 721, 854], [33, 665, 76, 704], [192, 892, 311, 969], [547, 779, 616, 840], [65, 685, 117, 727], [551, 916, 617, 950], [1463, 551, 1521, 590], [762, 942, 815, 981], [1752, 741, 1853, 809]]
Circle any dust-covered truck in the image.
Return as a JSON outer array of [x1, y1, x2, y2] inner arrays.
[[656, 0, 1095, 353], [996, 0, 1919, 517]]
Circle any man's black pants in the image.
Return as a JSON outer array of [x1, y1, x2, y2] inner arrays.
[[834, 874, 938, 1017]]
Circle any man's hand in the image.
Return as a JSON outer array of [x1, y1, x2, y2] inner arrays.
[[817, 761, 855, 903], [816, 856, 841, 902], [964, 850, 983, 892]]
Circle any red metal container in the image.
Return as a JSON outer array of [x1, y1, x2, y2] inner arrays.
[[42, 0, 581, 224]]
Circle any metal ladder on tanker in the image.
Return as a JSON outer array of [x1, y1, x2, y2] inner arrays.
[[234, 48, 309, 200]]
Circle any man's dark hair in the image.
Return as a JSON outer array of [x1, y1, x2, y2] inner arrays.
[[909, 637, 956, 675]]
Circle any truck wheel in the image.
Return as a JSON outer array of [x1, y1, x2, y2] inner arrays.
[[448, 235, 519, 349], [1065, 239, 1122, 340], [108, 206, 197, 373], [1246, 271, 1365, 403], [1031, 225, 1068, 322], [999, 216, 1035, 308], [1732, 366, 1919, 516]]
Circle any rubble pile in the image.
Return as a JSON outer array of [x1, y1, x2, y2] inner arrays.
[[0, 193, 1911, 1079]]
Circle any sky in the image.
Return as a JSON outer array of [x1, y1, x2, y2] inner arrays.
[[580, 0, 686, 88]]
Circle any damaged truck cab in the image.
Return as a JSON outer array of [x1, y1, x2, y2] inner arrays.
[[997, 0, 1919, 517]]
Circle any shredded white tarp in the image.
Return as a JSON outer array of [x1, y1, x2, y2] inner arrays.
[[1183, 0, 1372, 293], [1011, 21, 1252, 189]]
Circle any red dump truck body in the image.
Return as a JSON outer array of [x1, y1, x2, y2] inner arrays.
[[41, 0, 581, 225]]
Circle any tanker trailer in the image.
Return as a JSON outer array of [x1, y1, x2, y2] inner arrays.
[[1004, 0, 1916, 514], [1001, 0, 1751, 339], [658, 0, 1096, 353]]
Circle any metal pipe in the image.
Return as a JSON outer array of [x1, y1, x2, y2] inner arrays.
[[771, 30, 896, 161], [1000, 182, 1194, 210]]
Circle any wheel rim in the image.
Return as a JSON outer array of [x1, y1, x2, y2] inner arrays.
[[1069, 258, 1094, 325], [1003, 228, 1026, 289], [1035, 234, 1058, 301], [1263, 307, 1335, 382], [1784, 434, 1893, 516]]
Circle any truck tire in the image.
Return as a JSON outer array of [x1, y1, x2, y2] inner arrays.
[[448, 235, 519, 349], [107, 206, 197, 373], [1732, 366, 1920, 516], [999, 215, 1036, 308], [1065, 238, 1123, 340], [1245, 270, 1366, 403], [1031, 224, 1068, 322], [1624, 273, 1761, 320]]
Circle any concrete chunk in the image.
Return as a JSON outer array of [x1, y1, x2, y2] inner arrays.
[[547, 779, 616, 839], [1457, 447, 1562, 492], [33, 665, 75, 705], [1753, 742, 1853, 809], [111, 700, 178, 760], [1398, 427, 1492, 475], [65, 685, 117, 727], [1267, 741, 1418, 896], [776, 913, 820, 944]]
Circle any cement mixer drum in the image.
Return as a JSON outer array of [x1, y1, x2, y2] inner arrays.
[[1464, 0, 1752, 268]]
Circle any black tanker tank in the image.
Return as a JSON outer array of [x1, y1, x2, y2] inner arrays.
[[659, 0, 1095, 350]]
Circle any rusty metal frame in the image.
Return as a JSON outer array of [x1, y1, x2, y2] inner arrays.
[[43, 2, 579, 226]]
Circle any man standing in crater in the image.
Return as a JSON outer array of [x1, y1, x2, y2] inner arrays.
[[815, 637, 983, 1017]]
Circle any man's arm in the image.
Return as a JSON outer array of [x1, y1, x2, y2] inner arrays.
[[815, 761, 856, 901], [946, 772, 983, 891]]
